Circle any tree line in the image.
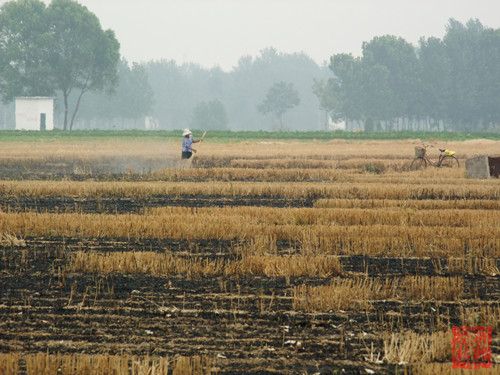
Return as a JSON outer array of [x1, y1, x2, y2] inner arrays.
[[315, 19, 500, 132], [73, 48, 325, 131], [142, 49, 326, 131], [1, 0, 499, 132]]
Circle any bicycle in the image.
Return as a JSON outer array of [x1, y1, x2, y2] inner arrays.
[[410, 144, 459, 170]]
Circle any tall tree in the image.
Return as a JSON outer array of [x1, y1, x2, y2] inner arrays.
[[418, 36, 452, 128], [444, 19, 500, 130], [312, 78, 343, 129], [361, 35, 420, 126], [46, 0, 120, 130], [477, 26, 500, 128], [258, 81, 300, 130], [329, 53, 365, 124], [70, 60, 153, 128]]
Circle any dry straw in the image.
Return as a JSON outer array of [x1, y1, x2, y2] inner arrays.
[[448, 257, 499, 276], [2, 210, 497, 258], [410, 363, 498, 375], [0, 233, 26, 247], [0, 353, 215, 375], [314, 198, 500, 210], [68, 251, 343, 278], [460, 304, 500, 331], [293, 276, 464, 312], [0, 180, 498, 200], [383, 330, 450, 364], [1, 138, 497, 161]]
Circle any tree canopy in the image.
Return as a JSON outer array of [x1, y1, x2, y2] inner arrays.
[[258, 81, 300, 130], [316, 19, 500, 132], [191, 100, 229, 130], [0, 0, 53, 100], [66, 60, 153, 129]]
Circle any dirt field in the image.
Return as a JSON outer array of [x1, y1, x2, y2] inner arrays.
[[0, 138, 498, 374]]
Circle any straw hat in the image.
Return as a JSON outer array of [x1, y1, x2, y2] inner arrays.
[[182, 129, 192, 137]]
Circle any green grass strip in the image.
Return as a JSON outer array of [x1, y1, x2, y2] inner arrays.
[[0, 129, 498, 142]]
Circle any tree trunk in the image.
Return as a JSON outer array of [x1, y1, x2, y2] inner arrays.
[[63, 90, 69, 131], [69, 88, 87, 131]]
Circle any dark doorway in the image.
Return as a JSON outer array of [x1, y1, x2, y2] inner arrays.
[[40, 113, 46, 131], [489, 157, 500, 178]]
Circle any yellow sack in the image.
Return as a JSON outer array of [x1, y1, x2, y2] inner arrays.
[[444, 149, 456, 157]]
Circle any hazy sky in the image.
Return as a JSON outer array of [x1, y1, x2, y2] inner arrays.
[[8, 0, 500, 70]]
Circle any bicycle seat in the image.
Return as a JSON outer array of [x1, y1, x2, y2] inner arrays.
[[439, 149, 445, 153]]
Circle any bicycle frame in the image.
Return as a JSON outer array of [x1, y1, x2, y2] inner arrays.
[[429, 151, 446, 167], [411, 147, 459, 169]]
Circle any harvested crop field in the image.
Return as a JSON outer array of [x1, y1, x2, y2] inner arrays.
[[0, 137, 498, 374]]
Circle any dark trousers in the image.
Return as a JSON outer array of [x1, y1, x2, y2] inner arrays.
[[181, 151, 193, 160]]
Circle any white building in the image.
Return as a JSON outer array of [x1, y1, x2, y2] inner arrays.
[[145, 116, 159, 130], [15, 97, 55, 131]]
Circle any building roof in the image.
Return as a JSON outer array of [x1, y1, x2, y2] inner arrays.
[[15, 97, 55, 100]]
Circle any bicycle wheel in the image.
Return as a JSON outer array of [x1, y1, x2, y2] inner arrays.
[[410, 157, 427, 170], [440, 156, 459, 168]]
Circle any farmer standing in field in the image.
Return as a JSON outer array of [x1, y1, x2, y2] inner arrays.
[[181, 129, 202, 159]]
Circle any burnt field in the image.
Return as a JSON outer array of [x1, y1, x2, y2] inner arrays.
[[0, 139, 499, 374]]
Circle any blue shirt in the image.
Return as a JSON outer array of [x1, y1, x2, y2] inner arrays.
[[182, 137, 193, 152]]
